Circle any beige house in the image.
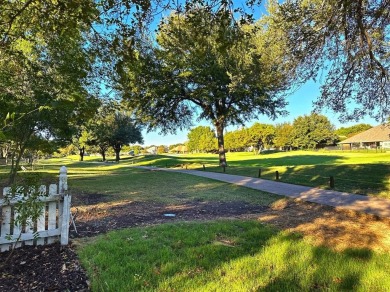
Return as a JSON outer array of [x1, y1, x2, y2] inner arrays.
[[339, 124, 390, 149], [170, 145, 188, 154]]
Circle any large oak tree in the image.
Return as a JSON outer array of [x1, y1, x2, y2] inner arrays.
[[119, 6, 294, 166]]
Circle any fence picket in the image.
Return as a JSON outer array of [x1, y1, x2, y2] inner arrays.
[[1, 187, 11, 252], [36, 186, 47, 245], [24, 187, 36, 246], [60, 194, 71, 245], [47, 184, 57, 244]]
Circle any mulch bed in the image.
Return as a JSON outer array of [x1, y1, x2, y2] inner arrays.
[[0, 195, 269, 291], [0, 243, 89, 291]]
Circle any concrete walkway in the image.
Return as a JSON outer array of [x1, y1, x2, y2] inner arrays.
[[137, 166, 390, 219]]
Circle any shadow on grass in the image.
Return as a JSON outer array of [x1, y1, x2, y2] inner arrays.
[[228, 154, 344, 167], [78, 220, 389, 291], [257, 199, 390, 252], [262, 232, 369, 291], [200, 163, 390, 197]]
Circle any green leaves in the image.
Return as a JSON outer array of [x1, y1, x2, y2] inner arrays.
[[292, 113, 337, 149], [268, 0, 390, 121], [187, 126, 217, 153], [4, 112, 15, 126]]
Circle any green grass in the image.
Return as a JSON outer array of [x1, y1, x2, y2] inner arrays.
[[78, 220, 390, 291], [0, 155, 280, 205], [1, 150, 389, 198], [133, 151, 390, 198], [70, 167, 280, 205], [1, 150, 389, 197], [1, 153, 390, 290]]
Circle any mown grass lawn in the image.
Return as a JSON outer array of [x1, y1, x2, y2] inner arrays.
[[78, 220, 390, 291], [134, 150, 390, 198], [1, 152, 390, 291]]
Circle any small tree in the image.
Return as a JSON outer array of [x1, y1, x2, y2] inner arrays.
[[108, 112, 144, 162], [224, 128, 250, 152], [248, 123, 276, 152], [187, 126, 216, 153], [292, 113, 337, 149], [274, 123, 294, 150], [157, 145, 167, 154], [72, 129, 91, 161]]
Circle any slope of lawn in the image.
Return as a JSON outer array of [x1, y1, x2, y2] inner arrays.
[[1, 150, 389, 198], [0, 155, 280, 206], [133, 151, 390, 198], [78, 220, 390, 291], [1, 154, 390, 291]]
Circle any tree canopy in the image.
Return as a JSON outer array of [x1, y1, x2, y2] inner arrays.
[[292, 113, 337, 149], [335, 124, 373, 140], [0, 11, 100, 182], [274, 123, 294, 150], [87, 103, 143, 162], [119, 6, 294, 166], [187, 126, 216, 153], [247, 123, 276, 151], [267, 0, 390, 121]]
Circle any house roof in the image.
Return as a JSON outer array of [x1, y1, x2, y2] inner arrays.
[[171, 145, 187, 152], [339, 124, 390, 144]]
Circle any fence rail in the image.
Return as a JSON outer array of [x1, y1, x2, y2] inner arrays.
[[0, 166, 71, 252]]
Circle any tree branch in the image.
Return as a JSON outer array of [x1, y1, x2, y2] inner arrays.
[[2, 0, 36, 44]]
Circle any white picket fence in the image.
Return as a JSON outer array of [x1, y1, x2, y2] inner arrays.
[[0, 166, 71, 252]]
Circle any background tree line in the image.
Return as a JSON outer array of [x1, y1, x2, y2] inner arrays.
[[186, 114, 372, 153]]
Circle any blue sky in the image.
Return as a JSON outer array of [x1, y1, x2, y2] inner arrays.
[[142, 79, 378, 146]]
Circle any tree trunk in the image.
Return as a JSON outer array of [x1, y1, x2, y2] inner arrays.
[[79, 146, 85, 161], [100, 149, 106, 161], [2, 144, 10, 165], [114, 144, 121, 162], [115, 148, 120, 162], [8, 145, 25, 184], [99, 145, 108, 161], [215, 122, 227, 167]]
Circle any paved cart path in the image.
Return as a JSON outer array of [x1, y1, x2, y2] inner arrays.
[[137, 166, 390, 219]]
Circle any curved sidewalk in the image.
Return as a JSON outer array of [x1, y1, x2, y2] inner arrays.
[[137, 166, 390, 219]]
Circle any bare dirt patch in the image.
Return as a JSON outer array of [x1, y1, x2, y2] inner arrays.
[[1, 193, 390, 291], [72, 199, 268, 237]]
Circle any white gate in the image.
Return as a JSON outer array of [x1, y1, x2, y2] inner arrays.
[[0, 166, 71, 252]]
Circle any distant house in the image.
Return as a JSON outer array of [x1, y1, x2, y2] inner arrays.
[[170, 145, 188, 154], [146, 146, 157, 154], [338, 124, 390, 150]]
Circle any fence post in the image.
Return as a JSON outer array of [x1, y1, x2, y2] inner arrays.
[[258, 169, 261, 178], [329, 176, 335, 189], [59, 166, 68, 195], [275, 171, 279, 181], [59, 166, 71, 246]]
